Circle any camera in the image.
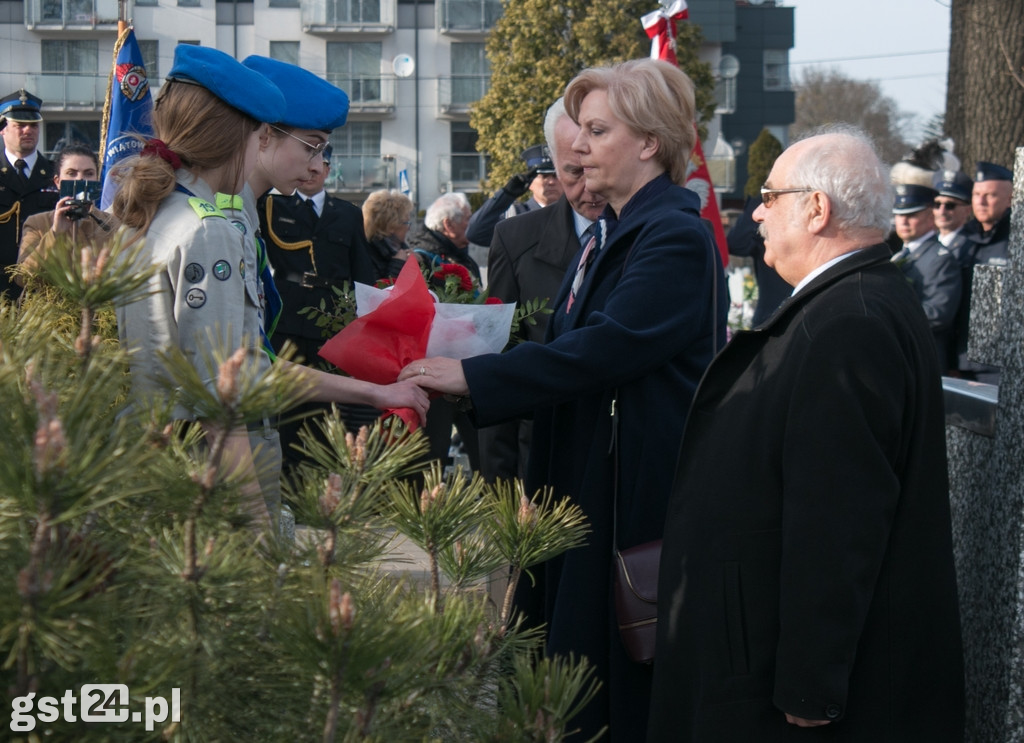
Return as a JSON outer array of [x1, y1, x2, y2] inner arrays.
[[59, 179, 101, 221]]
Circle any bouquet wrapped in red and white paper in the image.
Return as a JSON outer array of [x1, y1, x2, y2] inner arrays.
[[318, 257, 515, 429]]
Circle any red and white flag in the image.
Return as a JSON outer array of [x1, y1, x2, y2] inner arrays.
[[641, 0, 729, 266]]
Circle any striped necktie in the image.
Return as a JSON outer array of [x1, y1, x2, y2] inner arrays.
[[567, 224, 601, 312]]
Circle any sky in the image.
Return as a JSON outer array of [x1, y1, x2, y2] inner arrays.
[[789, 0, 952, 142]]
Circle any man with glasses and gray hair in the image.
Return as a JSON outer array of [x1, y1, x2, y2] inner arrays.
[[651, 126, 964, 742]]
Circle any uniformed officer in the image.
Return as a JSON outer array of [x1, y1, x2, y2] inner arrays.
[[953, 161, 1013, 382], [931, 168, 973, 257], [891, 183, 961, 370], [1, 88, 59, 296], [466, 144, 563, 248], [112, 45, 427, 531]]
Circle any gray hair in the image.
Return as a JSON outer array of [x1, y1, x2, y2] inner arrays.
[[425, 192, 470, 231], [543, 97, 567, 157], [787, 124, 893, 234]]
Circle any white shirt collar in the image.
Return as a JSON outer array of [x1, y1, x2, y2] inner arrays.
[[305, 190, 326, 216], [792, 250, 863, 296], [904, 229, 937, 253], [6, 150, 37, 172], [937, 226, 963, 247], [572, 210, 596, 243]]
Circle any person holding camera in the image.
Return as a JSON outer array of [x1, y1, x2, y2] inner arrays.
[[15, 143, 119, 287], [465, 144, 563, 248]]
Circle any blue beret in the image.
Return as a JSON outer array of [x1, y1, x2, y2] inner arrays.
[[521, 144, 555, 173], [975, 161, 1012, 182], [933, 169, 973, 203], [166, 45, 285, 124], [0, 88, 43, 123], [241, 56, 349, 131], [893, 183, 938, 214]]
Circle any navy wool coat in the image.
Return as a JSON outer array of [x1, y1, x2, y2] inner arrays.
[[463, 181, 728, 741], [649, 244, 964, 742]]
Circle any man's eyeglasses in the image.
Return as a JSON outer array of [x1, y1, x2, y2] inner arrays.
[[271, 125, 328, 162], [933, 201, 963, 212], [760, 186, 815, 208]]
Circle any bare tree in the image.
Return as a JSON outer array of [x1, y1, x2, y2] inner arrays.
[[790, 66, 911, 164], [945, 0, 1024, 171]]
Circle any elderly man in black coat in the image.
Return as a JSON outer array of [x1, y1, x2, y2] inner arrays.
[[649, 127, 965, 742]]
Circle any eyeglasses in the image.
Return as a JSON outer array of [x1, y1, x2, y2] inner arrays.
[[270, 125, 328, 162], [760, 186, 815, 208], [932, 201, 963, 211]]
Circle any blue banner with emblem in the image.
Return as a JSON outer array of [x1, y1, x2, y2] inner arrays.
[[99, 27, 154, 210]]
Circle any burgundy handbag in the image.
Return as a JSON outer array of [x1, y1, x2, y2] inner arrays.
[[613, 538, 661, 664]]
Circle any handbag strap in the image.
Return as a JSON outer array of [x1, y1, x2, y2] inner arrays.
[[611, 233, 720, 555]]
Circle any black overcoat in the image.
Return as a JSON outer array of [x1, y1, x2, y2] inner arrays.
[[649, 244, 965, 742], [464, 181, 728, 740]]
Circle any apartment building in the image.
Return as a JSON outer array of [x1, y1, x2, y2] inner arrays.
[[0, 0, 793, 209]]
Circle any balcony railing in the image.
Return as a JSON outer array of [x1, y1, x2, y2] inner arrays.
[[437, 75, 490, 115], [326, 155, 394, 193], [436, 0, 501, 33], [26, 0, 119, 28], [437, 152, 488, 190], [325, 74, 396, 111], [302, 0, 395, 31], [25, 73, 108, 109]]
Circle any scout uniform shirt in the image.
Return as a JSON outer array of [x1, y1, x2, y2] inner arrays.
[[116, 172, 271, 419]]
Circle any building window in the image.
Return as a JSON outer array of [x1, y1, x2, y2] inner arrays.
[[178, 39, 200, 45], [763, 49, 790, 91], [328, 122, 382, 191], [450, 43, 489, 105], [134, 0, 157, 8], [136, 39, 158, 80], [323, 0, 380, 24], [450, 122, 485, 183], [42, 39, 98, 74], [45, 120, 100, 154], [178, 0, 200, 7], [269, 41, 300, 66], [327, 42, 382, 103], [439, 0, 502, 32]]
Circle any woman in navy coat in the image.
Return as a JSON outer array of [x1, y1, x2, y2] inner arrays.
[[401, 58, 727, 740]]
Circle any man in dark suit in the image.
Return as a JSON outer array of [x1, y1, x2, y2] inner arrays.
[[651, 128, 964, 742], [478, 98, 607, 483], [891, 183, 961, 370], [258, 144, 377, 468], [0, 89, 59, 297]]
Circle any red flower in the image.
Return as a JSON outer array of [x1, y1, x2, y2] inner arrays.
[[374, 277, 396, 289], [432, 263, 473, 292], [484, 296, 503, 304]]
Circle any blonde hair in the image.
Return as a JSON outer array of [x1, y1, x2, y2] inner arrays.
[[362, 189, 415, 241], [112, 81, 261, 233], [564, 59, 696, 186]]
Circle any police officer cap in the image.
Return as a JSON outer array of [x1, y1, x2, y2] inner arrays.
[[933, 169, 973, 203], [166, 45, 285, 124], [242, 56, 349, 131], [521, 144, 556, 174], [0, 89, 43, 124], [893, 183, 938, 215], [975, 161, 1012, 182]]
